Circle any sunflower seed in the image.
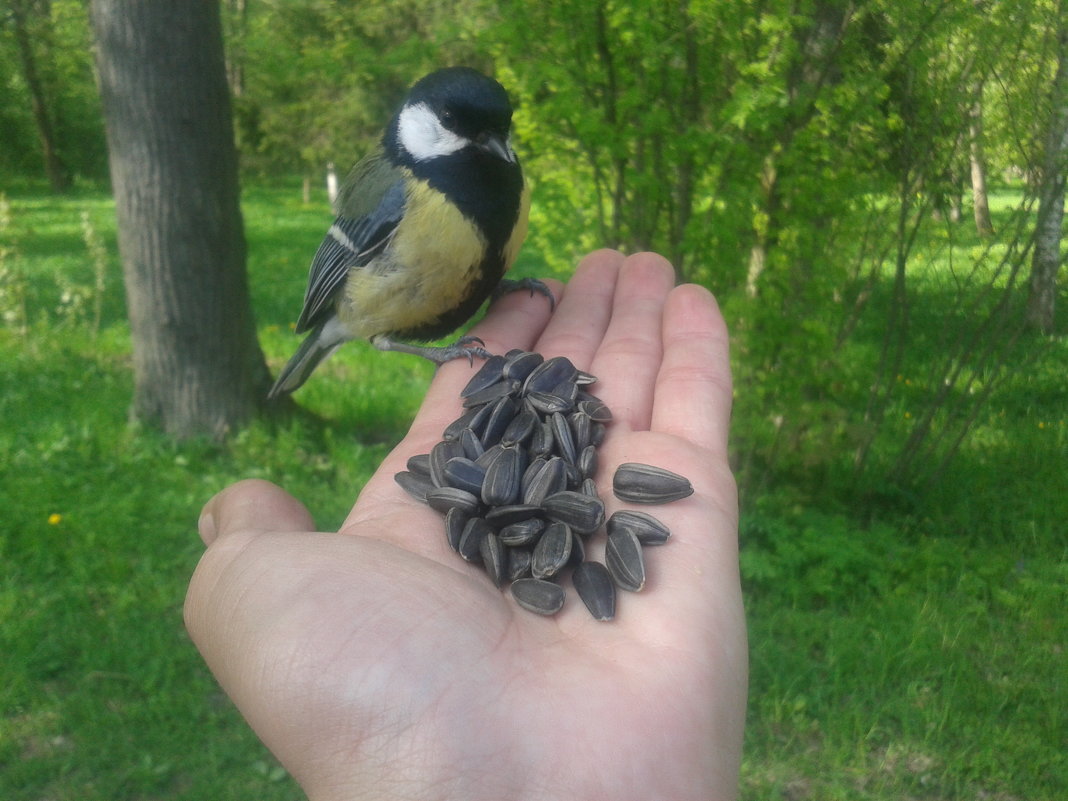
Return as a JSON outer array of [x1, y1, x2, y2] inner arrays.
[[569, 410, 592, 452], [406, 453, 431, 477], [481, 396, 518, 447], [480, 531, 507, 586], [444, 507, 467, 552], [507, 547, 533, 581], [510, 578, 565, 615], [580, 477, 599, 498], [605, 529, 646, 592], [529, 420, 554, 457], [578, 399, 613, 423], [572, 561, 616, 621], [458, 517, 492, 562], [484, 503, 544, 528], [501, 408, 538, 447], [550, 411, 577, 464], [426, 486, 481, 516], [523, 355, 577, 395], [481, 444, 524, 506], [567, 527, 586, 566], [460, 427, 484, 460], [531, 521, 573, 579], [498, 517, 546, 546], [526, 389, 574, 415], [523, 456, 568, 506], [442, 457, 487, 495], [542, 490, 605, 534], [578, 444, 598, 479], [442, 408, 479, 441], [395, 470, 434, 502], [460, 354, 507, 398], [589, 421, 606, 447], [503, 350, 544, 382], [430, 439, 465, 487], [462, 378, 519, 408], [606, 509, 671, 545], [575, 369, 598, 386], [612, 462, 694, 504]]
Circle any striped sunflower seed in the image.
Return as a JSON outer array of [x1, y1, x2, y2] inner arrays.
[[426, 486, 481, 516], [444, 506, 467, 552], [522, 455, 568, 506], [484, 503, 544, 528], [458, 517, 492, 562], [498, 517, 546, 546], [430, 439, 465, 488], [503, 350, 544, 381], [460, 353, 507, 398], [605, 529, 646, 592], [395, 470, 434, 503], [406, 453, 431, 476], [606, 509, 671, 545], [522, 355, 578, 395], [507, 547, 532, 581], [442, 457, 486, 496], [480, 531, 507, 587], [531, 521, 573, 579], [572, 561, 616, 621], [612, 462, 694, 504], [481, 444, 524, 506], [510, 578, 565, 615], [542, 490, 605, 535]]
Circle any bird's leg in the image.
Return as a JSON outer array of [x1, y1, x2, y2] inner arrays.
[[492, 277, 556, 312], [370, 334, 492, 365]]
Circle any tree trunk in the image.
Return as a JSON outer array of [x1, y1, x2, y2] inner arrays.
[[90, 0, 270, 438], [1027, 4, 1068, 334], [10, 0, 72, 192], [969, 86, 994, 237]]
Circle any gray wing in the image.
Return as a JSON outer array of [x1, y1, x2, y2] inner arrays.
[[294, 157, 406, 333]]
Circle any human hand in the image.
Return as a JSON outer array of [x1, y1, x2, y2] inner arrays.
[[185, 250, 747, 801]]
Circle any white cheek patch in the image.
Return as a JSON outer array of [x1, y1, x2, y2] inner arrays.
[[398, 103, 470, 161]]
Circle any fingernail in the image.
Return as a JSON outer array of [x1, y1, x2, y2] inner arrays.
[[198, 510, 216, 541]]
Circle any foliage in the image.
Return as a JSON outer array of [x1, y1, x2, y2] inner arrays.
[[2, 182, 1065, 801]]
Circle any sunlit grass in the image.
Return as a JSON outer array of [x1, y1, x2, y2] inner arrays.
[[1, 182, 1064, 799]]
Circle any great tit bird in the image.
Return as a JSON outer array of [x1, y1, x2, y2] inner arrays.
[[268, 67, 551, 399]]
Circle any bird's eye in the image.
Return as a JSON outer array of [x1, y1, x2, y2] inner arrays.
[[440, 108, 455, 125]]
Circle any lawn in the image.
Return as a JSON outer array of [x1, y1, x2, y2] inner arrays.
[[0, 181, 1064, 799]]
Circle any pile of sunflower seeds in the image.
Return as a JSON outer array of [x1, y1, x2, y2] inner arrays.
[[394, 349, 693, 620]]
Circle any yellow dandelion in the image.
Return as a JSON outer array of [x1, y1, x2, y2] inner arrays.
[[1038, 421, 1045, 429], [48, 513, 62, 525], [904, 411, 912, 419]]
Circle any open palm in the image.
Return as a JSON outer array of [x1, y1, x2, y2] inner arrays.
[[185, 250, 747, 801]]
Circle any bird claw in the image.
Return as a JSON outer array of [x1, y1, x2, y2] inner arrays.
[[492, 277, 556, 312]]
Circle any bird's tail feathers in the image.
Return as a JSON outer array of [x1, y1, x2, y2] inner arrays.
[[268, 317, 349, 399]]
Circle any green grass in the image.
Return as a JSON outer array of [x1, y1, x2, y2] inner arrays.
[[1, 182, 1065, 799]]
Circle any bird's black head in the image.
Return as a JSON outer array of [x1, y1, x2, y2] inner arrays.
[[386, 67, 517, 167]]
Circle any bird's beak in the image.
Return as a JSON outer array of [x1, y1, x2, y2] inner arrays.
[[476, 132, 516, 164]]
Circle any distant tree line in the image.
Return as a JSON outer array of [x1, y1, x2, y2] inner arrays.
[[3, 0, 1064, 471]]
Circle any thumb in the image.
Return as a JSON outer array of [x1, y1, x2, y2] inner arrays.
[[197, 478, 315, 545]]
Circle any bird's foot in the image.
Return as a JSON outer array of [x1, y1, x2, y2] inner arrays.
[[492, 277, 556, 312], [370, 334, 492, 366]]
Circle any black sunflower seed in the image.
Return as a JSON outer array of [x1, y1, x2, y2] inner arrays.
[[498, 517, 546, 546], [531, 521, 573, 579], [458, 517, 492, 562], [612, 463, 694, 504], [523, 355, 577, 395], [460, 354, 507, 398], [607, 509, 671, 545], [430, 439, 465, 488], [523, 456, 568, 506], [406, 453, 431, 477], [484, 504, 544, 528], [395, 470, 434, 503], [542, 490, 605, 535], [480, 531, 507, 587], [605, 529, 646, 592], [442, 457, 487, 495], [482, 444, 524, 506], [507, 547, 533, 581], [573, 561, 616, 621], [550, 411, 577, 465], [510, 578, 565, 615], [503, 350, 544, 382], [444, 507, 467, 552], [426, 486, 481, 516]]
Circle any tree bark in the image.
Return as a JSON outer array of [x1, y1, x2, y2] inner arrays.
[[9, 0, 72, 192], [1027, 3, 1068, 334], [90, 0, 270, 438], [969, 86, 994, 237]]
